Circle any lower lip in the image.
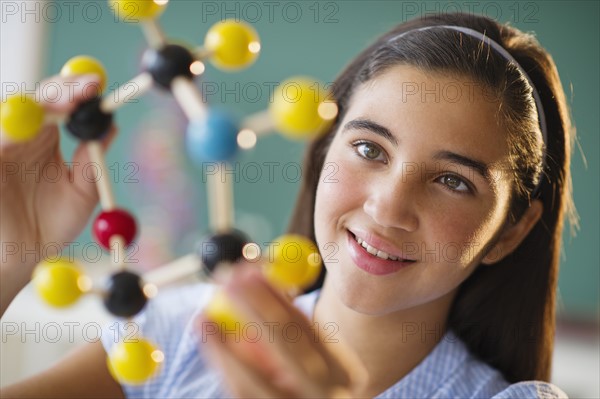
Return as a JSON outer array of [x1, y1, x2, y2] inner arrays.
[[346, 231, 416, 276]]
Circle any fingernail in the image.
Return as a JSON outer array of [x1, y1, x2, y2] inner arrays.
[[78, 73, 101, 81]]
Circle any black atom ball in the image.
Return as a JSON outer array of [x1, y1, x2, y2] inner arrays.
[[66, 97, 113, 141], [104, 271, 147, 318], [142, 44, 195, 90], [197, 230, 250, 274]]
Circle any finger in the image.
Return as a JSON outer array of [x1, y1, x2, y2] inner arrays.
[[0, 123, 58, 158], [39, 74, 103, 114], [225, 267, 333, 385], [1, 75, 103, 152], [230, 267, 363, 390], [100, 125, 118, 150], [196, 314, 282, 382], [203, 319, 294, 399]]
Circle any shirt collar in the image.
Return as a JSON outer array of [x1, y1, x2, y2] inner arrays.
[[294, 289, 468, 399]]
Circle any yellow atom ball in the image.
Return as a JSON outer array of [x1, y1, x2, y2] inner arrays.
[[108, 339, 162, 385], [263, 235, 322, 290], [269, 77, 336, 140], [60, 55, 108, 93], [204, 290, 246, 338], [0, 94, 45, 143], [33, 259, 86, 307], [108, 0, 166, 22], [205, 20, 261, 71]]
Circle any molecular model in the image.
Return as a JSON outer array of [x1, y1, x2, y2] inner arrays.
[[0, 0, 337, 385]]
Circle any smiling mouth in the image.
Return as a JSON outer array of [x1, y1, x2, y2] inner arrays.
[[349, 231, 416, 263]]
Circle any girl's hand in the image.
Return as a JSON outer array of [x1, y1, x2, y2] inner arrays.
[[0, 75, 116, 314], [199, 266, 367, 398]]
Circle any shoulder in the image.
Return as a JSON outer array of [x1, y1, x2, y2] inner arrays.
[[379, 331, 510, 398], [426, 334, 511, 398], [492, 382, 568, 399], [405, 332, 568, 399], [440, 339, 568, 399]]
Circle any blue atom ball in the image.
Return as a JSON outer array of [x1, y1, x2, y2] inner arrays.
[[186, 110, 239, 163]]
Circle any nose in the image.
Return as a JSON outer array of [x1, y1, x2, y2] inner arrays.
[[363, 178, 419, 232]]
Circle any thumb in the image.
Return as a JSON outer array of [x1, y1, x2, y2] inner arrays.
[[39, 74, 103, 114], [0, 75, 103, 151]]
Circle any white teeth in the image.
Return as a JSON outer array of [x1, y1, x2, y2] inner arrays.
[[354, 234, 400, 261]]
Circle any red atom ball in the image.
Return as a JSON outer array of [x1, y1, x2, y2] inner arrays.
[[93, 209, 137, 250]]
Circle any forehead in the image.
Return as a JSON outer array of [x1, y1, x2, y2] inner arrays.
[[344, 65, 509, 163]]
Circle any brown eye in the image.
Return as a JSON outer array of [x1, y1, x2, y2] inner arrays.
[[438, 175, 470, 193]]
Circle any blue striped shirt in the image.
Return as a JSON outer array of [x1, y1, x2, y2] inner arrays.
[[101, 283, 567, 398]]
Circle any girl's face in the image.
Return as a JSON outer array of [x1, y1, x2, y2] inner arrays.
[[314, 65, 515, 315]]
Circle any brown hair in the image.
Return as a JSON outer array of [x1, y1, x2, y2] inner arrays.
[[287, 13, 577, 383]]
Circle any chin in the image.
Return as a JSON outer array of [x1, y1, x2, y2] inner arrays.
[[341, 294, 407, 317], [326, 269, 410, 316]]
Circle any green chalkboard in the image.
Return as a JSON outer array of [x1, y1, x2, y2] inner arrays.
[[43, 1, 598, 319]]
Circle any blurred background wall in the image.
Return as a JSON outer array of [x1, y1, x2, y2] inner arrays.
[[1, 0, 598, 396]]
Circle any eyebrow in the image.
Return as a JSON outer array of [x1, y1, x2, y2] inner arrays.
[[433, 151, 491, 182], [342, 118, 399, 146], [342, 118, 493, 182]]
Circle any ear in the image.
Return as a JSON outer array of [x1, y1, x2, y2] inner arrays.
[[481, 200, 543, 265]]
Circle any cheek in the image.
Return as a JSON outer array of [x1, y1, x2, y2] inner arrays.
[[317, 143, 360, 207], [315, 162, 356, 230], [424, 202, 502, 266], [314, 148, 364, 242]]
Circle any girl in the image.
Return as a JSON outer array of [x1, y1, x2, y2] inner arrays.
[[1, 12, 575, 398]]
